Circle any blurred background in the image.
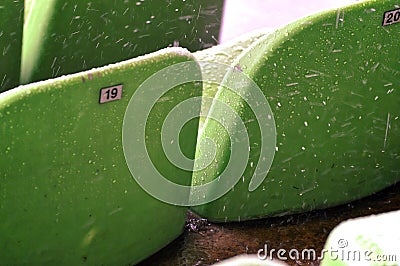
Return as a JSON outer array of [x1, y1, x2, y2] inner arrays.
[[220, 0, 361, 42]]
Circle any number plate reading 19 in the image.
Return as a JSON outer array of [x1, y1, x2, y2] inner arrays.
[[99, 85, 123, 104], [383, 8, 400, 26]]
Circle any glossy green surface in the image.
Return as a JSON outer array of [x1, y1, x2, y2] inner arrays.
[[320, 210, 400, 266], [0, 48, 201, 265], [21, 0, 223, 84], [194, 29, 273, 129], [0, 0, 24, 92], [192, 0, 400, 222]]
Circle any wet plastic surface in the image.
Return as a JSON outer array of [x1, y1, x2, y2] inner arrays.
[[192, 0, 400, 222], [138, 182, 399, 265], [0, 48, 200, 265], [0, 0, 23, 92]]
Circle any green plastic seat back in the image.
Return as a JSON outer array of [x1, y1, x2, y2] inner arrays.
[[0, 48, 201, 265], [191, 0, 400, 222], [21, 0, 223, 84], [0, 1, 23, 92]]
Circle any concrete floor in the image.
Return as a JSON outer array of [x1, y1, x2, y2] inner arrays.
[[138, 183, 399, 266]]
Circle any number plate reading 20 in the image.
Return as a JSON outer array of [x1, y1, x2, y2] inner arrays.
[[99, 85, 123, 104], [383, 8, 400, 26]]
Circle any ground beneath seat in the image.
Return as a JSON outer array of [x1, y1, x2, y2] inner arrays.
[[138, 182, 400, 266]]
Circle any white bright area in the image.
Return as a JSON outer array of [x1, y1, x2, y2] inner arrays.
[[220, 0, 363, 43]]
